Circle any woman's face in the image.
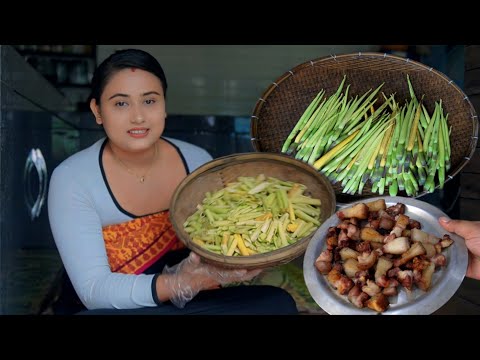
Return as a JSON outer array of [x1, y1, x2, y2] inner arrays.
[[90, 68, 166, 153]]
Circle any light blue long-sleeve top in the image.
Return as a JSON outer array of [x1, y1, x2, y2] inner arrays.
[[48, 137, 212, 310]]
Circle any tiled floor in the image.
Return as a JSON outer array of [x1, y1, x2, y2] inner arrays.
[[6, 249, 62, 315]]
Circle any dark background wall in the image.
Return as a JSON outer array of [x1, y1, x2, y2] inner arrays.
[[460, 45, 480, 220]]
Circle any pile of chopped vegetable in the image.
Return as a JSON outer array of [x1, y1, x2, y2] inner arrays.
[[183, 174, 322, 256]]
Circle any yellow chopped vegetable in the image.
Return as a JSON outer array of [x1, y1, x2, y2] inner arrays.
[[287, 223, 299, 233]]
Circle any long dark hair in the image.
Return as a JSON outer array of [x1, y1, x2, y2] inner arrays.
[[88, 48, 168, 104]]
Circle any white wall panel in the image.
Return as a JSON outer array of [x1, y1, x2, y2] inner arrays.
[[97, 45, 380, 116]]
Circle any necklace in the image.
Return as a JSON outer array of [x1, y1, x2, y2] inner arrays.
[[110, 142, 158, 183]]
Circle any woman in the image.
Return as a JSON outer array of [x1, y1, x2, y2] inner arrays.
[[48, 48, 298, 315]]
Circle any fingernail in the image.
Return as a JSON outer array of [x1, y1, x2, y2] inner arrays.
[[439, 217, 450, 224]]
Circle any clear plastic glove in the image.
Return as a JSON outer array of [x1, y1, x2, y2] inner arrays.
[[162, 252, 262, 308]]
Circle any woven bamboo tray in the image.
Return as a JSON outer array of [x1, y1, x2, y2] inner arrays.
[[169, 152, 336, 269], [250, 52, 479, 200]]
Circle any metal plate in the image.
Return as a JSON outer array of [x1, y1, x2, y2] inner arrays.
[[303, 196, 469, 315]]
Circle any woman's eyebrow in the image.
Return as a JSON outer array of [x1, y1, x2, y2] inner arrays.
[[107, 91, 161, 101], [108, 93, 129, 100], [142, 91, 161, 97]]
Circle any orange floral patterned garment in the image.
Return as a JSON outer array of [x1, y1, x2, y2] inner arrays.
[[103, 211, 185, 274]]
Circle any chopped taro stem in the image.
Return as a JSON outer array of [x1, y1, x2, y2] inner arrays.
[[183, 175, 323, 256]]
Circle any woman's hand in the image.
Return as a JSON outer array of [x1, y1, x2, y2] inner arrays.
[[161, 252, 262, 308], [439, 217, 480, 280]]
